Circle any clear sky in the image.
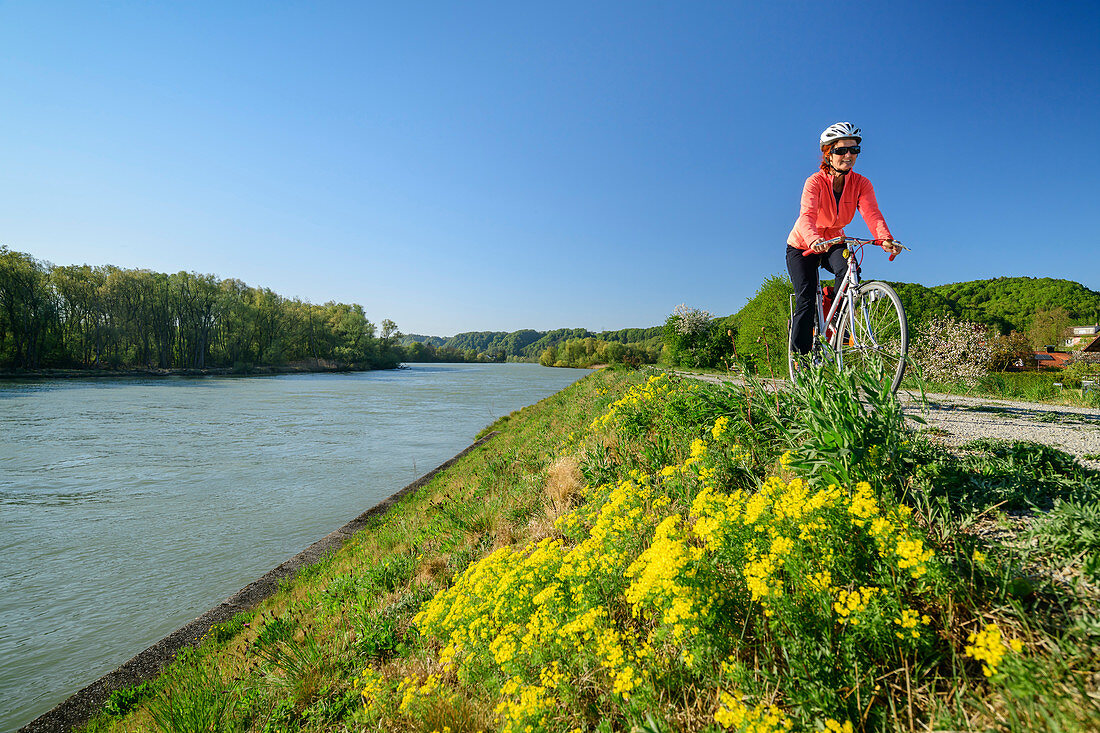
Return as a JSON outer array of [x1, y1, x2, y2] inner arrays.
[[2, 1, 1097, 336]]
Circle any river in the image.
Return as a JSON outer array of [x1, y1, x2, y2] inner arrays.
[[0, 363, 590, 731]]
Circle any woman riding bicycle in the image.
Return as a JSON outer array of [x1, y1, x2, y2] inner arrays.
[[786, 122, 902, 355]]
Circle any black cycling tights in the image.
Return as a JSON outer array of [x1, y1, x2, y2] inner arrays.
[[786, 244, 856, 355]]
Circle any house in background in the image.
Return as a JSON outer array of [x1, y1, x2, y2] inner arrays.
[[1030, 348, 1072, 370], [1064, 324, 1100, 347], [1063, 331, 1100, 369]]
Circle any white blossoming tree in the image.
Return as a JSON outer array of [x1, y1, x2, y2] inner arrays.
[[663, 304, 714, 367], [910, 315, 994, 387]]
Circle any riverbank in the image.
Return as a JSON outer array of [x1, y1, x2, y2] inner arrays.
[[21, 434, 498, 733], [51, 368, 628, 733], [57, 367, 1100, 731]]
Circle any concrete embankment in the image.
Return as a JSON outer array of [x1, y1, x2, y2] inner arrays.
[[20, 432, 497, 733]]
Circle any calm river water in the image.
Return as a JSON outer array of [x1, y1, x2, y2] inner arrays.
[[0, 363, 589, 731]]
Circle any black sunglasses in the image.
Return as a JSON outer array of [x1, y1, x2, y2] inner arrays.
[[832, 145, 861, 156]]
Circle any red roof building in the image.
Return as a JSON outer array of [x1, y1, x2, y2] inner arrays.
[[1031, 351, 1072, 369]]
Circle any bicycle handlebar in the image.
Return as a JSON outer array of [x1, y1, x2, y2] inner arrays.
[[801, 236, 908, 261]]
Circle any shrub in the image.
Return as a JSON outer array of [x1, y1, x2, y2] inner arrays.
[[102, 681, 156, 718], [1062, 358, 1100, 389]]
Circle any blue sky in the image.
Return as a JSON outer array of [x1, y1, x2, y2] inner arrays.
[[2, 1, 1097, 336]]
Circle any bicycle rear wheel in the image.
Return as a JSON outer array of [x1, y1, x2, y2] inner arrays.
[[835, 281, 908, 393]]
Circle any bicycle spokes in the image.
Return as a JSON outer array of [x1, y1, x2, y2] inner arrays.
[[837, 282, 908, 393]]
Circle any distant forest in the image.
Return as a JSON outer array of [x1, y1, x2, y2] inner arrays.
[[402, 327, 663, 363], [0, 246, 403, 371]]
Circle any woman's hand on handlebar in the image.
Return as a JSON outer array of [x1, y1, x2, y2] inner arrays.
[[881, 239, 902, 256], [808, 239, 830, 254]]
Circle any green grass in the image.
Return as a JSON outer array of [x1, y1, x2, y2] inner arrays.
[[80, 365, 1100, 732], [909, 438, 1100, 515], [908, 370, 1100, 407]]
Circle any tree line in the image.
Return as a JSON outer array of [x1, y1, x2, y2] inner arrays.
[[0, 246, 402, 371], [403, 326, 663, 363], [9, 241, 1090, 377], [538, 337, 659, 368]]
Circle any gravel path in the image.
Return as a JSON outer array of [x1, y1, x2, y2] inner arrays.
[[669, 371, 1100, 470], [897, 388, 1100, 470]]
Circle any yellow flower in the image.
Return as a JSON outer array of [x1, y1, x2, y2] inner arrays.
[[356, 669, 386, 712], [893, 608, 931, 639], [833, 586, 879, 625], [714, 691, 793, 731], [964, 623, 1020, 677]]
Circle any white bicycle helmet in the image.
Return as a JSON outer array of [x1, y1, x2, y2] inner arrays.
[[820, 122, 862, 147]]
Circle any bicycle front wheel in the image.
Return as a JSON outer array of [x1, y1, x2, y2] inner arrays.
[[835, 281, 908, 393]]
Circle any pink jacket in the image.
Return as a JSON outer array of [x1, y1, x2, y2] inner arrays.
[[787, 170, 892, 250]]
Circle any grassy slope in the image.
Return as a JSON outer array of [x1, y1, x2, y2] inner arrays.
[[83, 367, 1100, 732]]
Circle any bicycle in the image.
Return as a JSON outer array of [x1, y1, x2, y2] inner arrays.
[[787, 237, 909, 393]]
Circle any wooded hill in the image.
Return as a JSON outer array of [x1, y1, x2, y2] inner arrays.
[[889, 277, 1100, 334]]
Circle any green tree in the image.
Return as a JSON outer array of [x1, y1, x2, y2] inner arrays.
[[1027, 307, 1072, 349], [173, 272, 219, 368], [0, 247, 58, 368], [50, 264, 107, 366], [987, 331, 1032, 371], [214, 278, 256, 367], [733, 274, 793, 376], [148, 271, 177, 368]]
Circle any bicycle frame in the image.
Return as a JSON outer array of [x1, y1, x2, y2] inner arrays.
[[794, 236, 905, 358], [788, 236, 910, 392]]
